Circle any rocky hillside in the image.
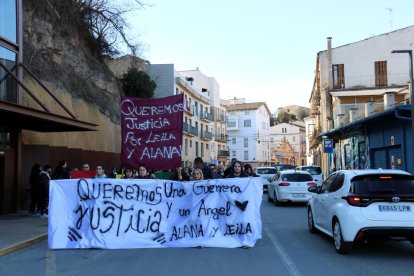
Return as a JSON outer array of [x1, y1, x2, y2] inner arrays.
[[22, 0, 122, 123]]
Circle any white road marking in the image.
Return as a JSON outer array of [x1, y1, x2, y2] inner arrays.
[[264, 225, 302, 276]]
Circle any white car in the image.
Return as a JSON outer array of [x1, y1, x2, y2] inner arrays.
[[307, 169, 414, 254], [296, 165, 324, 186], [267, 170, 316, 205], [255, 166, 278, 193]]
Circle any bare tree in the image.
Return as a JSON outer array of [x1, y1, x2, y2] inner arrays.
[[41, 0, 149, 58]]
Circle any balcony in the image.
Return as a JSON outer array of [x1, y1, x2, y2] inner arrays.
[[217, 114, 226, 122], [201, 130, 213, 141], [184, 102, 193, 115], [189, 126, 198, 136], [218, 150, 230, 157], [215, 134, 228, 143], [200, 111, 213, 122], [183, 121, 189, 133]]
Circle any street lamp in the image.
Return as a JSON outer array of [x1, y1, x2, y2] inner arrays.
[[391, 50, 414, 173]]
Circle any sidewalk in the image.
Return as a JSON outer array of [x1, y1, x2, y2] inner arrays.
[[0, 211, 48, 257]]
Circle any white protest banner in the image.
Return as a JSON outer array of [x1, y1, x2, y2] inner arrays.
[[48, 177, 263, 249]]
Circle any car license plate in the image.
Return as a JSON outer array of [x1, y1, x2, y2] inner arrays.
[[378, 205, 411, 212], [292, 193, 305, 198]]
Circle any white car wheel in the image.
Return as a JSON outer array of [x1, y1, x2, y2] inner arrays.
[[307, 208, 316, 233], [333, 220, 352, 254]]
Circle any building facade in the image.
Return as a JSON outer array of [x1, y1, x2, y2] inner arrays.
[[224, 100, 271, 167], [269, 121, 306, 166], [309, 26, 414, 176], [147, 65, 225, 168]]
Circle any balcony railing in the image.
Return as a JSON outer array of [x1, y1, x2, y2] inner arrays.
[[200, 111, 213, 122], [201, 130, 213, 140], [321, 73, 410, 90], [215, 134, 228, 143], [218, 150, 230, 157], [189, 126, 198, 136], [182, 122, 189, 133], [332, 100, 407, 128]]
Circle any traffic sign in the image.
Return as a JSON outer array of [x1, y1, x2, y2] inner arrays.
[[323, 138, 334, 153]]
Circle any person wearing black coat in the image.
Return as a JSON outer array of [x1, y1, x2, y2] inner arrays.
[[51, 160, 71, 180], [170, 167, 190, 181], [226, 161, 248, 178]]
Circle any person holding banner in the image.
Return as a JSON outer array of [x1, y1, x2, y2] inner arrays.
[[123, 168, 135, 179], [194, 157, 213, 179], [136, 165, 155, 179], [191, 168, 204, 180], [94, 165, 107, 179], [170, 166, 190, 181], [226, 161, 247, 178]]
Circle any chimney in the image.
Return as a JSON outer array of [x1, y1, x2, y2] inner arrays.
[[384, 92, 395, 109], [365, 101, 375, 117], [327, 37, 333, 90]]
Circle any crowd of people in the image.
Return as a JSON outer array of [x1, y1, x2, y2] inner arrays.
[[27, 157, 260, 217]]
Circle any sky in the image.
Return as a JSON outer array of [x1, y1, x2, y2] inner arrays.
[[124, 0, 414, 112]]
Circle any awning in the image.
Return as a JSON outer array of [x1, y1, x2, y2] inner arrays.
[[0, 100, 98, 132], [320, 105, 411, 139], [330, 87, 408, 97]]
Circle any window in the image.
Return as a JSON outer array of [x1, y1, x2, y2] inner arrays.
[[227, 121, 236, 128], [332, 64, 345, 89], [190, 140, 192, 148], [244, 137, 248, 147], [232, 138, 236, 144], [0, 0, 17, 43], [375, 61, 387, 86], [195, 142, 199, 157], [244, 119, 251, 127], [232, 151, 236, 156], [206, 143, 209, 150], [201, 143, 204, 157], [0, 46, 17, 102], [244, 150, 248, 160], [245, 111, 249, 115], [184, 139, 188, 155]]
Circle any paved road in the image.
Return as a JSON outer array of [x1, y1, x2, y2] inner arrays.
[[1, 197, 413, 276]]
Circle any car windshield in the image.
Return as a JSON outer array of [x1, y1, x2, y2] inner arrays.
[[281, 173, 313, 182], [351, 174, 414, 194], [257, 168, 277, 174], [299, 166, 322, 175]]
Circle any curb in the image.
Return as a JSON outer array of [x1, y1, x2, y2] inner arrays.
[[0, 233, 48, 257]]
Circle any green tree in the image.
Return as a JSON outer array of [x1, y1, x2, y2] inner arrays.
[[276, 110, 291, 123], [121, 67, 156, 98]]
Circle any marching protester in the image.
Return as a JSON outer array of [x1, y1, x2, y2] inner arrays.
[[191, 168, 204, 180], [123, 168, 135, 179], [244, 164, 259, 177], [51, 160, 71, 180], [38, 165, 51, 218], [217, 164, 225, 178], [28, 163, 42, 216], [224, 158, 238, 178], [209, 163, 223, 179], [170, 166, 190, 181], [94, 165, 107, 179], [193, 157, 213, 179], [226, 161, 248, 178], [81, 163, 90, 171], [137, 164, 155, 179]]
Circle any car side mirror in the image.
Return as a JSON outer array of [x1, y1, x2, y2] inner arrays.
[[308, 186, 318, 193]]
